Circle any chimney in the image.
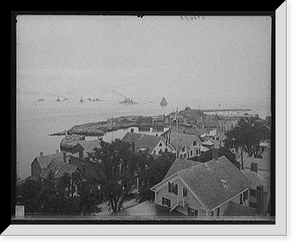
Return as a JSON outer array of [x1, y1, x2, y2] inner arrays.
[[79, 149, 83, 159], [251, 162, 258, 173], [40, 152, 43, 157], [212, 148, 218, 160], [63, 151, 67, 163], [131, 142, 135, 153], [56, 149, 59, 154], [256, 185, 265, 215]]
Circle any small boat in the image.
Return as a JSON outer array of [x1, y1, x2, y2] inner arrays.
[[79, 97, 84, 104], [160, 97, 168, 106], [56, 98, 61, 102], [37, 98, 45, 102]]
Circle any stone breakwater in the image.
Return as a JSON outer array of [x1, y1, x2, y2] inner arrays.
[[49, 121, 139, 137]]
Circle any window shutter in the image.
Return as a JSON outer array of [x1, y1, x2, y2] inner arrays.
[[175, 184, 178, 195], [168, 182, 171, 192]]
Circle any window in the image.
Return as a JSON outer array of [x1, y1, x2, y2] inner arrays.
[[190, 150, 193, 156], [183, 187, 187, 197], [159, 143, 162, 147], [168, 182, 178, 195], [188, 207, 198, 216], [162, 197, 171, 207], [250, 189, 257, 197], [193, 140, 197, 146], [243, 190, 248, 202], [216, 207, 220, 216]]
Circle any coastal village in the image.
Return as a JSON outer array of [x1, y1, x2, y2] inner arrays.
[[17, 107, 272, 219]]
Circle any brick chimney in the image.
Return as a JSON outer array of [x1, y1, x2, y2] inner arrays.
[[212, 148, 219, 160], [131, 142, 135, 153], [256, 185, 265, 215], [251, 162, 258, 173]]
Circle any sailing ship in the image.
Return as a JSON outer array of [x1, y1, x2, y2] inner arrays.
[[56, 98, 61, 102], [160, 97, 168, 106], [37, 98, 45, 102], [79, 97, 84, 104], [119, 97, 137, 105]]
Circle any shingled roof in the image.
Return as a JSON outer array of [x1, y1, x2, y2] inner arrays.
[[168, 132, 200, 152], [155, 156, 252, 210], [122, 132, 163, 153], [39, 156, 78, 179], [34, 152, 64, 170]]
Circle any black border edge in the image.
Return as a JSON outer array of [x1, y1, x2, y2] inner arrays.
[[9, 9, 281, 230]]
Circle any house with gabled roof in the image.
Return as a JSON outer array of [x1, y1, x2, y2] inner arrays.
[[150, 155, 254, 217], [122, 132, 175, 156], [161, 131, 202, 159], [31, 151, 78, 180], [68, 139, 102, 180]]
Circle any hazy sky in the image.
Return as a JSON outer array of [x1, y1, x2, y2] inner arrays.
[[17, 15, 271, 107]]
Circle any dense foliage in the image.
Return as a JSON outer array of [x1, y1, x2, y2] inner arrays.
[[224, 117, 270, 158], [16, 172, 102, 215]]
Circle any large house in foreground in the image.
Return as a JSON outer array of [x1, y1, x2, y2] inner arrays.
[[150, 153, 255, 217]]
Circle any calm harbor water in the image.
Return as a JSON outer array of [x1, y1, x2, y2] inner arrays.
[[16, 96, 270, 180]]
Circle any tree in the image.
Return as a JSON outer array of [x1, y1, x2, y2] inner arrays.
[[137, 150, 176, 202], [16, 171, 102, 215], [224, 117, 270, 158], [87, 139, 138, 213]]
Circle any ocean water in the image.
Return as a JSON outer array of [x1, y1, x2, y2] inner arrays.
[[16, 96, 270, 180]]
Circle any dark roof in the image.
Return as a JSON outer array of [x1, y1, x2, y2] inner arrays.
[[116, 201, 183, 218], [163, 158, 199, 180], [122, 132, 163, 153], [77, 140, 101, 150], [72, 140, 101, 158], [33, 152, 64, 169], [223, 201, 257, 216], [40, 156, 78, 179], [242, 170, 269, 189], [168, 132, 200, 152], [156, 156, 252, 210]]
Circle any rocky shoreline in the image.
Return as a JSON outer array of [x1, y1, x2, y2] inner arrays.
[[49, 121, 138, 137]]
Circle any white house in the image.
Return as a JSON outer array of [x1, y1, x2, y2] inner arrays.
[[161, 131, 202, 159], [151, 155, 255, 217], [122, 132, 175, 156]]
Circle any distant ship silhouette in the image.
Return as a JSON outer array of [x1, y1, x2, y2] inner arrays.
[[160, 97, 168, 106], [119, 97, 138, 105]]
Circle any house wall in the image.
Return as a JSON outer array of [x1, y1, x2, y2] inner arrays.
[[69, 156, 100, 180], [31, 159, 42, 180], [154, 177, 208, 216], [152, 138, 175, 156]]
